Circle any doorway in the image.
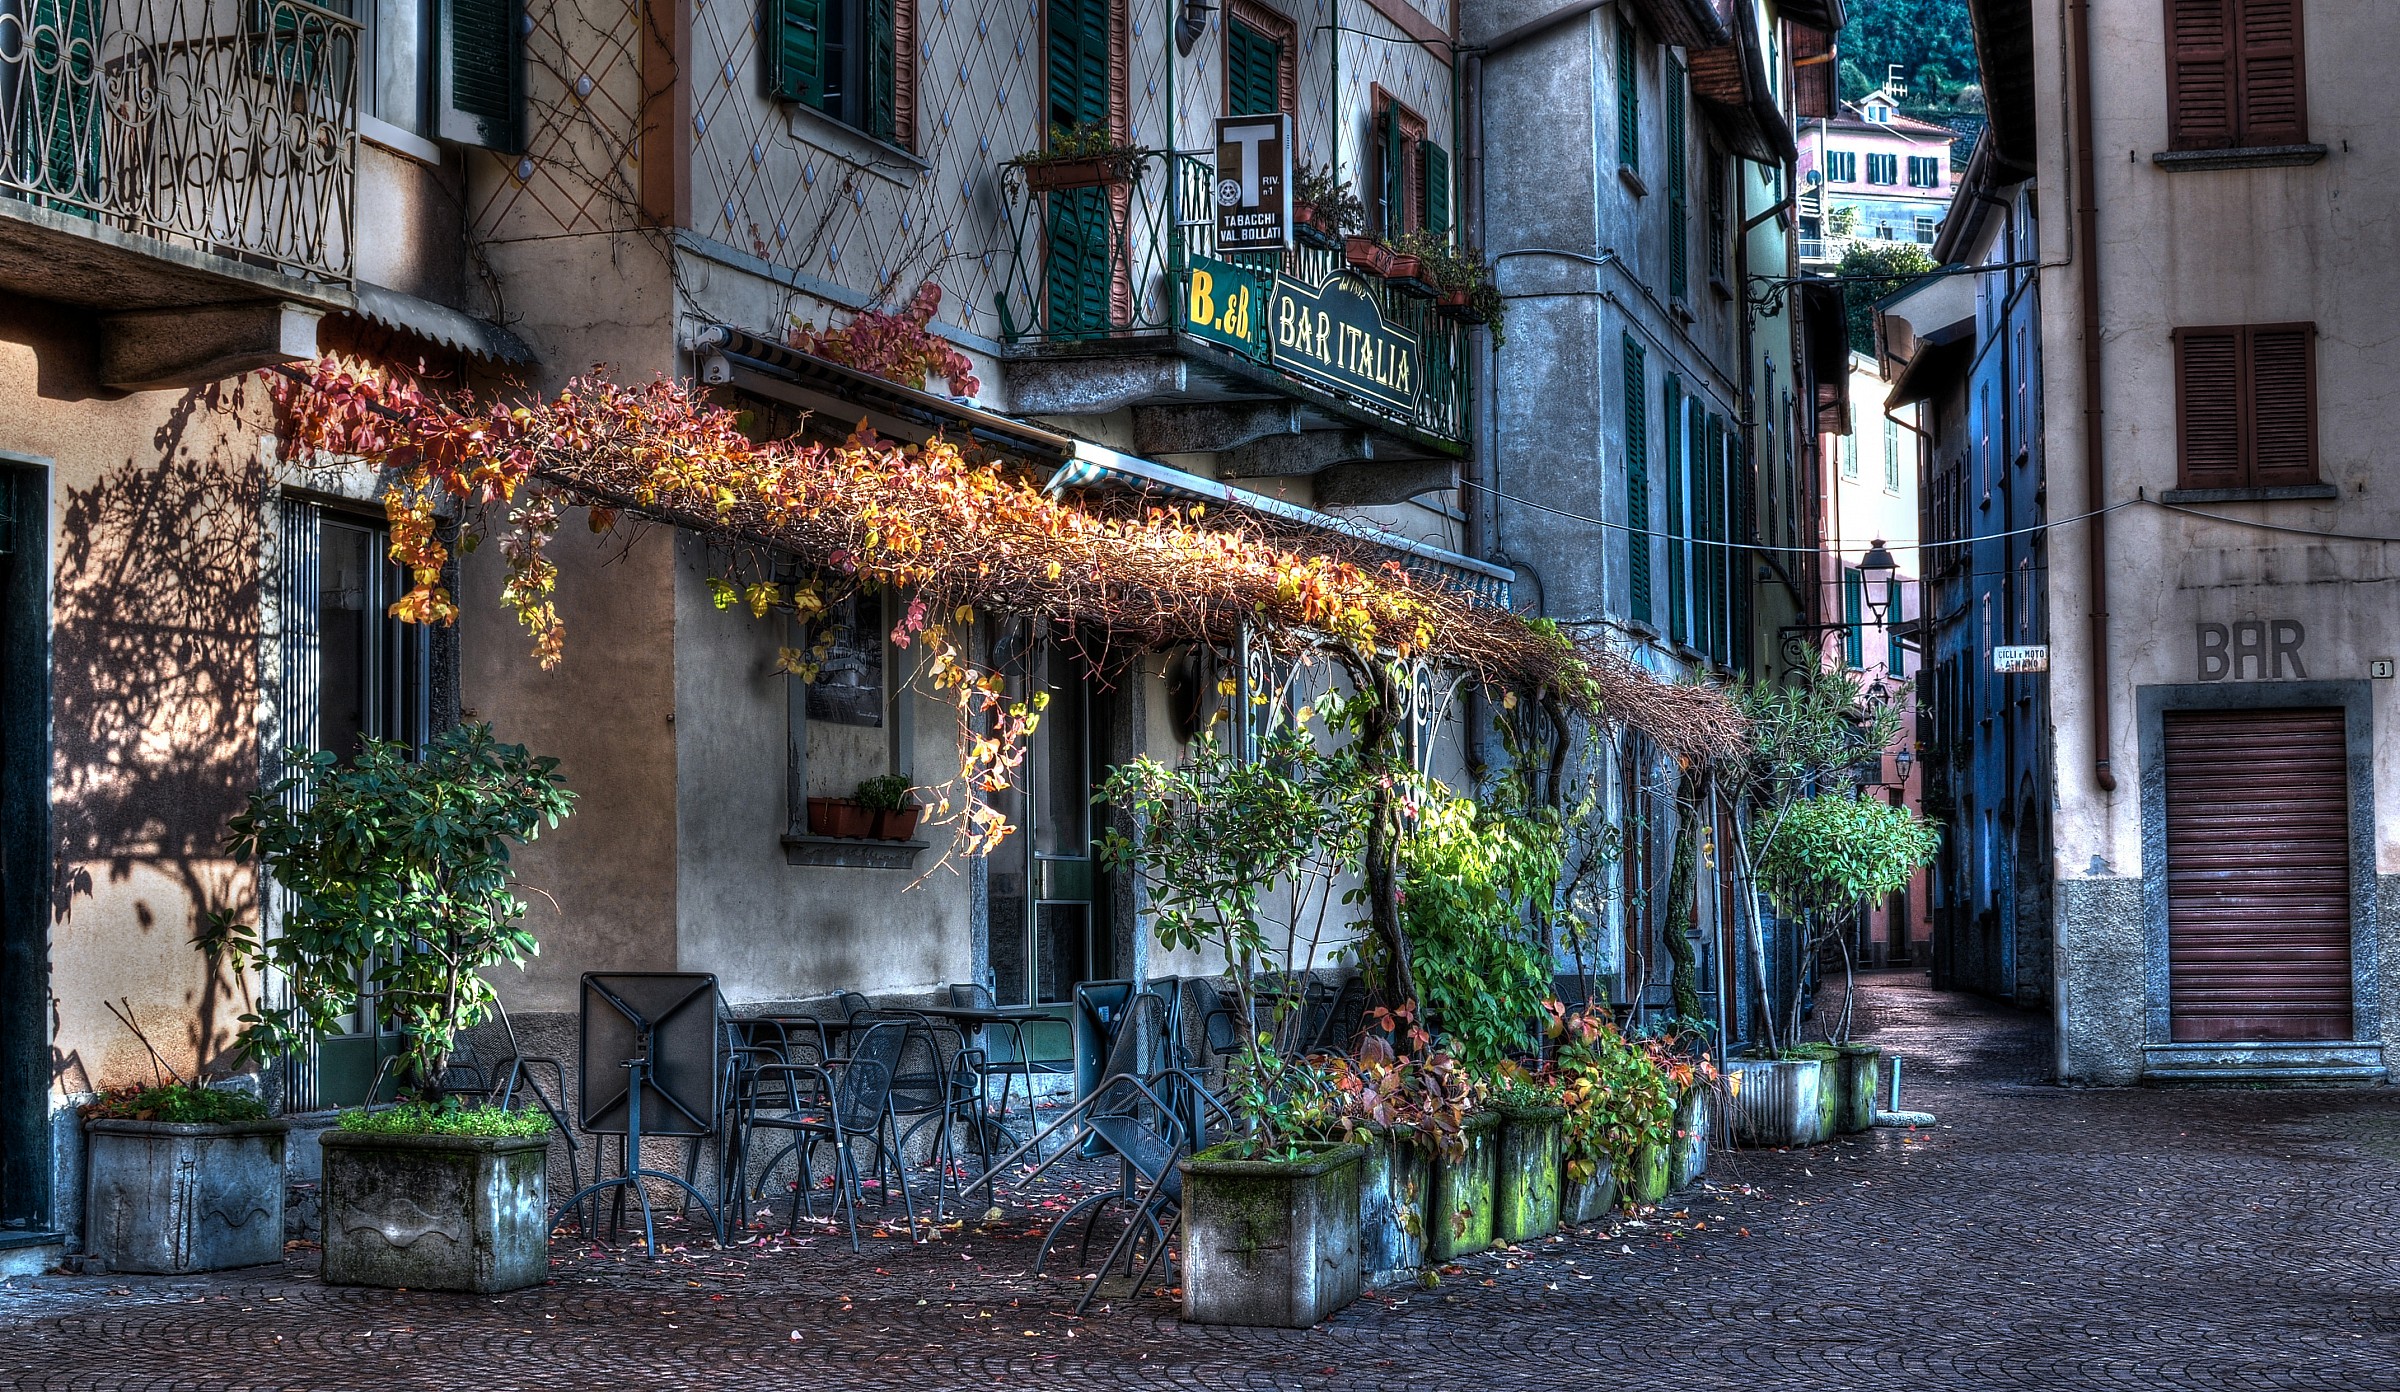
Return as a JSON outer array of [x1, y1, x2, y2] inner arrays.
[[1, 459, 53, 1240], [987, 631, 1111, 1006]]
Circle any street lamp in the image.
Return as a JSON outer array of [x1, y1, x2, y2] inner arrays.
[[1859, 538, 1898, 624]]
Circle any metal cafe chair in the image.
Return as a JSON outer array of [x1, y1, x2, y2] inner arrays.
[[745, 1019, 916, 1251]]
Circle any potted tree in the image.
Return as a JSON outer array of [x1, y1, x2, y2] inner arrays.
[[207, 724, 576, 1293], [1100, 721, 1369, 1327], [82, 1080, 286, 1274], [855, 773, 921, 840], [1015, 120, 1146, 192]]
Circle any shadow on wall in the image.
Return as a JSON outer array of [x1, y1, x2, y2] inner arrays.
[[49, 383, 264, 1085]]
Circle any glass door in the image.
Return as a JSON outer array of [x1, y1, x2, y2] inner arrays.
[[988, 630, 1109, 1006]]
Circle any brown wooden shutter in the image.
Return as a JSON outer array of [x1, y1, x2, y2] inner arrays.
[[2235, 0, 2307, 145], [2175, 327, 2246, 487], [2247, 324, 2316, 485], [2166, 0, 2236, 149], [2164, 708, 2353, 1043]]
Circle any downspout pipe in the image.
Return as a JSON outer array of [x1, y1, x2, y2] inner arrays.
[[2068, 0, 2116, 792]]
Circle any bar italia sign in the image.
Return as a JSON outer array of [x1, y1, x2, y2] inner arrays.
[[1182, 254, 1421, 417]]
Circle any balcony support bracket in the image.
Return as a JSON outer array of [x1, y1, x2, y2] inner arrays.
[[1313, 457, 1459, 507], [1217, 429, 1377, 480], [100, 303, 324, 392], [1132, 402, 1303, 455], [1008, 355, 1187, 417]]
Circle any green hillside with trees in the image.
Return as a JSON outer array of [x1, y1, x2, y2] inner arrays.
[[1838, 0, 1982, 113]]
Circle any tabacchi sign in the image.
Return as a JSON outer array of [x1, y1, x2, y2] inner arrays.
[[1214, 114, 1292, 252]]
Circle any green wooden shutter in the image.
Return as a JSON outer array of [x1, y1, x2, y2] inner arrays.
[[1843, 568, 1864, 668], [1422, 141, 1450, 239], [1616, 14, 1638, 172], [1378, 103, 1405, 234], [766, 0, 824, 104], [1665, 56, 1686, 300], [1665, 385, 1688, 646], [25, 0, 100, 208], [1624, 337, 1651, 627], [1227, 18, 1279, 115], [438, 0, 523, 151], [866, 0, 896, 139], [1045, 0, 1112, 336], [1704, 412, 1726, 663]]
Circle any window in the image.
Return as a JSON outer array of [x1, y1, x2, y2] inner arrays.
[[1865, 152, 1897, 184], [1824, 149, 1856, 182], [1665, 55, 1687, 300], [1225, 2, 1293, 117], [1616, 13, 1639, 174], [770, 0, 911, 145], [1843, 566, 1864, 667], [2166, 0, 2307, 151], [1914, 214, 1937, 243], [1875, 224, 1895, 239], [1863, 101, 1891, 123], [2174, 323, 2318, 488], [342, 0, 432, 135], [1624, 336, 1652, 625], [1884, 416, 1902, 492], [418, 0, 525, 149], [1373, 94, 1435, 236], [1887, 580, 1905, 674], [1907, 155, 1942, 188], [1842, 429, 1858, 477], [1706, 146, 1727, 283]]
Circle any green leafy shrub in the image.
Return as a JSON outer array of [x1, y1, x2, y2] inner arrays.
[[1316, 1006, 1478, 1160], [1292, 162, 1365, 234], [81, 1084, 271, 1125], [1547, 1004, 1674, 1186], [206, 723, 576, 1095], [339, 1102, 553, 1139], [1754, 792, 1940, 915], [1399, 792, 1562, 1070], [854, 773, 912, 812]]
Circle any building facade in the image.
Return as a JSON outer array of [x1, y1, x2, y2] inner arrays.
[[1797, 87, 1954, 268], [1972, 0, 2395, 1083]]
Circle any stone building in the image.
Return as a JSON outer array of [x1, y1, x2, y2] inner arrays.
[[1966, 0, 2395, 1084]]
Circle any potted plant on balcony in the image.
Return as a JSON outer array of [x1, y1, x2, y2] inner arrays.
[[205, 723, 576, 1293], [855, 773, 921, 840], [82, 1080, 287, 1275], [1382, 230, 1446, 300], [1292, 162, 1364, 250], [1015, 121, 1146, 192], [806, 793, 876, 838], [1411, 237, 1508, 347]]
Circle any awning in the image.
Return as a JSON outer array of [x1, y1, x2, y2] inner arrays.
[[348, 282, 536, 365], [1046, 444, 1514, 608], [1886, 323, 1975, 409], [1688, 0, 1799, 165]]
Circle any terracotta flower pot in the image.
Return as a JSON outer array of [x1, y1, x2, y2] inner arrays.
[[1343, 236, 1394, 277], [1437, 288, 1471, 311], [872, 805, 922, 841], [808, 797, 875, 838], [1022, 156, 1128, 192]]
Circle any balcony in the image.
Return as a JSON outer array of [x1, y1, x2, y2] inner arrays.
[[994, 151, 1471, 494], [0, 0, 358, 302]]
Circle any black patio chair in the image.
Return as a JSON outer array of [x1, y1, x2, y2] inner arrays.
[[745, 1019, 916, 1251], [1307, 976, 1367, 1057]]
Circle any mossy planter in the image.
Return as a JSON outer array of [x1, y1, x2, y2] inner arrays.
[[1729, 1056, 1828, 1148], [1834, 1045, 1882, 1134], [1560, 1159, 1619, 1225], [321, 1131, 551, 1293], [1356, 1130, 1431, 1288], [1670, 1086, 1711, 1190], [1493, 1105, 1564, 1243], [1426, 1112, 1500, 1261], [84, 1119, 288, 1274], [1792, 1045, 1843, 1141], [1619, 1139, 1672, 1208], [1181, 1141, 1364, 1328]]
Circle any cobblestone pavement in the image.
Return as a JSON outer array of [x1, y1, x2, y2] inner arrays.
[[11, 973, 2400, 1391]]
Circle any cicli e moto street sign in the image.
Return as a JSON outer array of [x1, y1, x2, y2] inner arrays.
[[1992, 644, 2049, 673], [1214, 114, 1293, 252]]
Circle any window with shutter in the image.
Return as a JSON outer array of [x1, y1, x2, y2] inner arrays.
[[1865, 152, 1896, 184], [2167, 0, 2307, 149], [1372, 93, 1426, 235], [1045, 0, 1115, 335], [1843, 567, 1864, 668], [1226, 16, 1279, 116], [767, 0, 909, 144], [438, 0, 522, 151], [1706, 146, 1726, 283], [1665, 55, 1686, 300], [1704, 411, 1725, 662], [1666, 377, 1689, 645], [1625, 338, 1653, 627], [2175, 323, 2318, 489], [1825, 149, 1855, 182], [1616, 14, 1639, 174]]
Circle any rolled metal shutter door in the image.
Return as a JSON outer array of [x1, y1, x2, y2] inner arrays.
[[2164, 707, 2352, 1042]]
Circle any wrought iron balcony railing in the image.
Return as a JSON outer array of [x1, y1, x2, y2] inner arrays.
[[996, 151, 1471, 449], [0, 0, 358, 283]]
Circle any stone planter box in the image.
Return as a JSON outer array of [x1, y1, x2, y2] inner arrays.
[[84, 1119, 288, 1273], [1493, 1105, 1564, 1243], [1181, 1142, 1364, 1328], [1834, 1045, 1882, 1134], [1729, 1056, 1828, 1148], [1561, 1159, 1618, 1225], [1671, 1086, 1711, 1190], [1619, 1139, 1671, 1207], [321, 1131, 551, 1293], [1426, 1112, 1500, 1261], [1356, 1130, 1431, 1288]]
